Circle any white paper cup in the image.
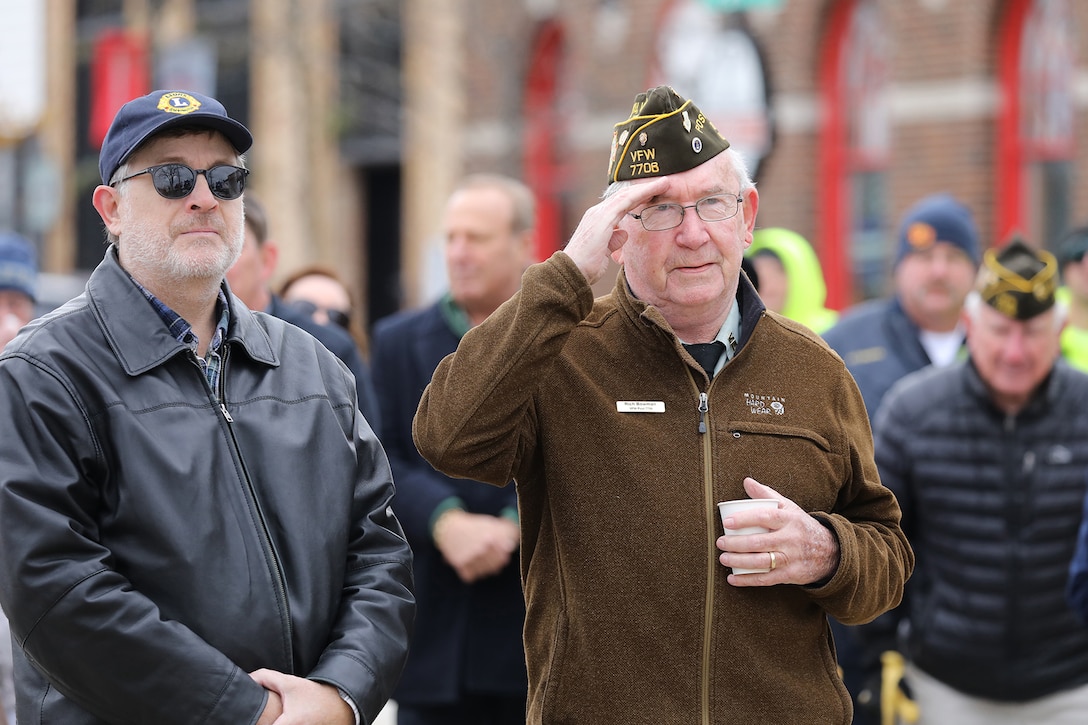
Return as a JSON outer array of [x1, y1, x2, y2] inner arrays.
[[717, 498, 778, 574]]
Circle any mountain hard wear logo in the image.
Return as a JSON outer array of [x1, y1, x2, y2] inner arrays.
[[744, 392, 785, 415]]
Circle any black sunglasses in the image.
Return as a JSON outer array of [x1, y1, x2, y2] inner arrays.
[[112, 163, 249, 201], [290, 299, 351, 330]]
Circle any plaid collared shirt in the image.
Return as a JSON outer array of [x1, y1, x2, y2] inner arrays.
[[132, 278, 231, 400]]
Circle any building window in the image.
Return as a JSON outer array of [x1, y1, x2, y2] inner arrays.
[[524, 20, 565, 261], [997, 0, 1075, 249], [819, 0, 889, 306], [844, 0, 889, 302], [650, 1, 773, 181]]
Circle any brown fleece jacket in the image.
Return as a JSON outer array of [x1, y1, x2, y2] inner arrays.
[[414, 252, 912, 724]]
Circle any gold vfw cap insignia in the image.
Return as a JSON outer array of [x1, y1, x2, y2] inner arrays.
[[977, 237, 1058, 320]]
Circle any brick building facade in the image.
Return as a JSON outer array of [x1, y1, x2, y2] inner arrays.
[[431, 0, 1088, 308], [22, 0, 1088, 324]]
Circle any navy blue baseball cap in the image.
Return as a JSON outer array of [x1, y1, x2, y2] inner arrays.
[[98, 90, 253, 185], [895, 193, 981, 268]]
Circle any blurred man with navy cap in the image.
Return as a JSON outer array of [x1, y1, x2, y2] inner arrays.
[[824, 193, 982, 417], [0, 90, 413, 725], [0, 232, 37, 350]]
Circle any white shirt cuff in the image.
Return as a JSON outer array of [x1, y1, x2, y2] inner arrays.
[[337, 688, 361, 725]]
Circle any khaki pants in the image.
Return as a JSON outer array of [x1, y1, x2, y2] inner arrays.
[[908, 663, 1088, 725]]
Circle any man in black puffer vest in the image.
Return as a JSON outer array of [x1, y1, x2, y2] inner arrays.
[[861, 239, 1088, 724]]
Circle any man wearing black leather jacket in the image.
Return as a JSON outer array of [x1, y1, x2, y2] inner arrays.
[[0, 89, 414, 725]]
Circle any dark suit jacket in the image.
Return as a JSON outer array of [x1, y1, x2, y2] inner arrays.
[[372, 300, 526, 705]]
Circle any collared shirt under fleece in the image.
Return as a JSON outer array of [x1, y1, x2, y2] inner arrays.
[[413, 251, 913, 725]]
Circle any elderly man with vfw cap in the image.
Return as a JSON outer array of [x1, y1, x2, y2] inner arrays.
[[0, 89, 414, 725], [413, 85, 912, 724], [860, 239, 1088, 725]]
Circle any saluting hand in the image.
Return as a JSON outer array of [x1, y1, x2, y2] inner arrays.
[[564, 177, 670, 284]]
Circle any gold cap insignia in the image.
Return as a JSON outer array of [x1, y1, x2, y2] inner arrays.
[[156, 92, 203, 115], [977, 238, 1058, 320]]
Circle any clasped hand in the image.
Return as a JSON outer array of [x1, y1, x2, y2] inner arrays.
[[435, 510, 520, 583], [251, 669, 354, 725]]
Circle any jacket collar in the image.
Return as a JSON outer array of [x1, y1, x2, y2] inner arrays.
[[887, 295, 937, 368], [614, 266, 765, 351], [87, 246, 278, 376], [963, 355, 1058, 420]]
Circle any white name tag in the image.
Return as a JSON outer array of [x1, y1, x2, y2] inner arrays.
[[617, 401, 665, 413]]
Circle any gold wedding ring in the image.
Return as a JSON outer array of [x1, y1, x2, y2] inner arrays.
[[769, 551, 777, 571]]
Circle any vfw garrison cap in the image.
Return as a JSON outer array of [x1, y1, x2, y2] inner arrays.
[[98, 90, 253, 185], [607, 86, 730, 183], [976, 238, 1058, 320]]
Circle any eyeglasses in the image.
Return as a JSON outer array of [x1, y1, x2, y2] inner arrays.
[[112, 163, 249, 201], [630, 194, 744, 232], [290, 299, 351, 330]]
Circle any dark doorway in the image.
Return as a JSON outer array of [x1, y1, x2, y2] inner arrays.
[[365, 165, 402, 331]]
